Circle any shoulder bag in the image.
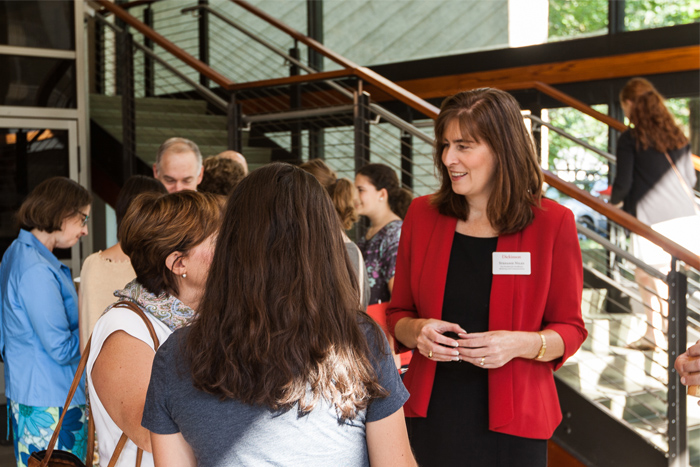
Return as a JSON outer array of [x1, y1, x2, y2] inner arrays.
[[28, 300, 160, 467]]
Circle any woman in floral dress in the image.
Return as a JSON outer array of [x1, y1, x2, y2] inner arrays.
[[355, 164, 412, 305]]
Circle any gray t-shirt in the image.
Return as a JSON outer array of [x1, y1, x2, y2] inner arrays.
[[142, 320, 408, 467]]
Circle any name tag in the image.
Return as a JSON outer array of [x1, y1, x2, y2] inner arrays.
[[492, 252, 531, 275]]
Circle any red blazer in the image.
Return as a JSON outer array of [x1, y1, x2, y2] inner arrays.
[[387, 195, 587, 439]]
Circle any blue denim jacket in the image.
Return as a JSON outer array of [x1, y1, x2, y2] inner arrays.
[[0, 229, 84, 407]]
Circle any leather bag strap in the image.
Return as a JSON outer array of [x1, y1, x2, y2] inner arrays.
[[39, 336, 92, 467], [106, 433, 129, 467], [39, 299, 159, 467]]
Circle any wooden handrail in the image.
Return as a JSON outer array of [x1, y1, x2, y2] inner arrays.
[[118, 0, 158, 10], [500, 81, 700, 171], [499, 81, 626, 132], [229, 0, 440, 119], [544, 169, 700, 270], [96, 0, 234, 89], [231, 0, 359, 71], [227, 69, 355, 91]]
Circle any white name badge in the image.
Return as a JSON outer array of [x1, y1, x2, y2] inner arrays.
[[492, 252, 531, 275]]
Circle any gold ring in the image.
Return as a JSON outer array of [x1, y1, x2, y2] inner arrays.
[[480, 357, 485, 366], [428, 350, 433, 359]]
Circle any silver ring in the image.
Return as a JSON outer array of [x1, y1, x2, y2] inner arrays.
[[480, 357, 485, 366]]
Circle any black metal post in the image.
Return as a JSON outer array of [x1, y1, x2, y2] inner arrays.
[[309, 128, 325, 160], [289, 45, 302, 161], [114, 0, 127, 94], [143, 5, 155, 97], [608, 0, 626, 35], [400, 107, 413, 190], [306, 1, 325, 160], [667, 259, 688, 467], [94, 18, 105, 95], [228, 92, 242, 152], [531, 105, 543, 163], [306, 0, 323, 72], [198, 0, 210, 88], [608, 90, 625, 187], [120, 32, 136, 184], [354, 88, 371, 171]]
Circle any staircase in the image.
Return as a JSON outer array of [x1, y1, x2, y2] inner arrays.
[[87, 2, 700, 465], [89, 94, 271, 170]]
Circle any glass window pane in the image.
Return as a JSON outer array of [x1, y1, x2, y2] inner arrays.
[[625, 0, 700, 31], [548, 0, 608, 41], [0, 128, 70, 258], [0, 0, 75, 50], [0, 56, 76, 108], [545, 105, 610, 190]]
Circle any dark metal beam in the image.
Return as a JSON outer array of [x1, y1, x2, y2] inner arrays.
[[306, 0, 324, 72], [198, 0, 210, 88]]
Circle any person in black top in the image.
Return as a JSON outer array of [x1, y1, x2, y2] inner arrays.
[[611, 77, 696, 351]]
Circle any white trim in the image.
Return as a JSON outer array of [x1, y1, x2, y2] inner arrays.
[[75, 0, 92, 261], [0, 106, 80, 119], [0, 45, 76, 60]]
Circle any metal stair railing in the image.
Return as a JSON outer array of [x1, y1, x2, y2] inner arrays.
[[88, 5, 233, 186], [87, 3, 700, 465], [547, 181, 700, 466]]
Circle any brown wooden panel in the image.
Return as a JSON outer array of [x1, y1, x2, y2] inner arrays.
[[389, 46, 700, 101]]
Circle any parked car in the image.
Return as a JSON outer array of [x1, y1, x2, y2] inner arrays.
[[545, 181, 609, 239]]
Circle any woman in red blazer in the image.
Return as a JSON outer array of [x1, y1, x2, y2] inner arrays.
[[387, 88, 587, 466]]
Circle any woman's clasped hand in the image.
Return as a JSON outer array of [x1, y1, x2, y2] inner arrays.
[[414, 320, 550, 367]]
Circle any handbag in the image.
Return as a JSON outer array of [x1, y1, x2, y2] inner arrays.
[[28, 300, 160, 467], [657, 152, 700, 256]]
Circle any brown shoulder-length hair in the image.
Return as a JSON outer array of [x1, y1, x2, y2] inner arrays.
[[119, 190, 221, 297], [185, 162, 387, 420], [430, 88, 543, 234], [17, 177, 92, 233], [300, 159, 358, 230], [620, 77, 689, 154]]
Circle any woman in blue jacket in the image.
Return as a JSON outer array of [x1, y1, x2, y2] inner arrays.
[[0, 177, 91, 467]]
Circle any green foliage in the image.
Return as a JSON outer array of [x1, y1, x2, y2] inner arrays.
[[546, 105, 609, 187], [548, 0, 608, 39], [548, 0, 700, 39], [625, 0, 700, 30]]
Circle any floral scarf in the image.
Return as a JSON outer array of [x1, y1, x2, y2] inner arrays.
[[112, 279, 196, 331]]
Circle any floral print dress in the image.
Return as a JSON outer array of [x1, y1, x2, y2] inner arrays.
[[357, 220, 402, 305], [10, 401, 87, 467]]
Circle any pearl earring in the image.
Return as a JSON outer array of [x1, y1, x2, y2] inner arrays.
[[379, 197, 384, 201], [182, 273, 187, 278]]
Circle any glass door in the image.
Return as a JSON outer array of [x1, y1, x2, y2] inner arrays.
[[0, 118, 85, 275]]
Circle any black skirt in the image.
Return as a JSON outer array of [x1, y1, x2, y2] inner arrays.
[[406, 232, 546, 467]]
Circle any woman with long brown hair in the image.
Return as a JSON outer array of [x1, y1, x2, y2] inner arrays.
[[87, 190, 221, 467], [387, 88, 587, 466], [142, 163, 415, 467], [300, 158, 370, 308], [611, 77, 697, 350]]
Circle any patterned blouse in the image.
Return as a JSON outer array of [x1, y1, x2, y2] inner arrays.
[[357, 220, 402, 305]]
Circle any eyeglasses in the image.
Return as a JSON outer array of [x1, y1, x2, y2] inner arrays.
[[76, 210, 90, 227]]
